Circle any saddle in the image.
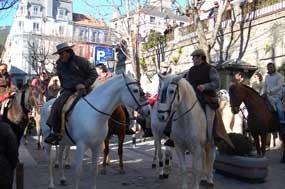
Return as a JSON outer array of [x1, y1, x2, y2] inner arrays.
[[60, 93, 81, 134]]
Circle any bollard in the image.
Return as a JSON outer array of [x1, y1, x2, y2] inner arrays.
[[16, 162, 24, 189]]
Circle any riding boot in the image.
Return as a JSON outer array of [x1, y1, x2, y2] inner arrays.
[[164, 138, 175, 147], [125, 127, 135, 135]]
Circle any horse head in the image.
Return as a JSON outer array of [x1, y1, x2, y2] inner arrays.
[[157, 74, 182, 122], [228, 82, 245, 114], [121, 73, 150, 117]]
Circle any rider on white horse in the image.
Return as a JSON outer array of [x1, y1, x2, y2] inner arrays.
[[185, 49, 220, 141], [45, 42, 98, 145]]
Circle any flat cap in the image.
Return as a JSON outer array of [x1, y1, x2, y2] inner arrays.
[[191, 49, 206, 57]]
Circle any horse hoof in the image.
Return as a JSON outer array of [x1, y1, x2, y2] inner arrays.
[[200, 180, 214, 188], [54, 164, 59, 169], [60, 179, 67, 186], [163, 174, 169, 179], [152, 164, 156, 169], [64, 164, 71, 169], [37, 143, 41, 150]]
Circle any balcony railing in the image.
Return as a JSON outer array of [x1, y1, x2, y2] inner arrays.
[[166, 0, 285, 42]]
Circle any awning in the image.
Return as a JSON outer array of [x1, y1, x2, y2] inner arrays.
[[214, 59, 258, 78]]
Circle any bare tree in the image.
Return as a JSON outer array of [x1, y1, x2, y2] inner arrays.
[[25, 35, 56, 75], [0, 0, 18, 11], [82, 0, 150, 80]]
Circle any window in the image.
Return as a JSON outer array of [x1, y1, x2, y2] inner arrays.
[[31, 5, 40, 16], [57, 8, 66, 20], [33, 22, 39, 32], [150, 16, 155, 24], [179, 22, 184, 27], [18, 21, 24, 31], [91, 31, 97, 42], [79, 29, 85, 39], [59, 25, 64, 35]]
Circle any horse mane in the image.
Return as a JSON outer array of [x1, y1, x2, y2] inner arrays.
[[240, 83, 264, 101], [177, 77, 197, 100]]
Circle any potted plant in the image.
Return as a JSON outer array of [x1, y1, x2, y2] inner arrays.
[[214, 133, 269, 182]]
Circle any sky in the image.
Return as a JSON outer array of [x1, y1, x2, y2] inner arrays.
[[0, 0, 190, 27]]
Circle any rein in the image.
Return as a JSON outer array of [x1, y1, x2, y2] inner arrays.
[[173, 100, 198, 122], [82, 97, 129, 126], [81, 80, 148, 126]]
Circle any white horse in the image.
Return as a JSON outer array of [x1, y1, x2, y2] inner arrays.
[[40, 74, 150, 189], [217, 89, 244, 134], [155, 74, 215, 189], [150, 103, 173, 179]]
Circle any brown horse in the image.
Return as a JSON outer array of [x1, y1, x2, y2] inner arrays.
[[101, 105, 129, 174], [1, 86, 40, 147], [228, 81, 284, 159]]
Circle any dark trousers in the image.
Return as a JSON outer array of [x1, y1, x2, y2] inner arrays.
[[46, 91, 73, 133]]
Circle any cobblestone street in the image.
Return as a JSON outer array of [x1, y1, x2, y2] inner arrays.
[[15, 132, 285, 189]]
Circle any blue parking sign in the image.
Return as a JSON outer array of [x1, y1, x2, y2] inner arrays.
[[95, 46, 113, 64]]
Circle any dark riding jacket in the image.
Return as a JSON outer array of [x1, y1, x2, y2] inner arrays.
[[186, 62, 220, 109], [56, 54, 98, 92]]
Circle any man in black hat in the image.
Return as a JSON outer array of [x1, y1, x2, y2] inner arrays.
[[44, 42, 98, 145]]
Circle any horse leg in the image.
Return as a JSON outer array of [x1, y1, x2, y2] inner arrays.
[[44, 143, 55, 189], [175, 146, 187, 189], [101, 137, 109, 175], [23, 126, 28, 145], [192, 146, 203, 189], [35, 115, 42, 150], [54, 145, 60, 168], [91, 145, 101, 189], [202, 141, 216, 186], [118, 130, 125, 174], [252, 134, 261, 156], [58, 145, 67, 186], [75, 143, 86, 189], [260, 133, 267, 156], [63, 146, 71, 169], [162, 146, 173, 179], [152, 140, 158, 169]]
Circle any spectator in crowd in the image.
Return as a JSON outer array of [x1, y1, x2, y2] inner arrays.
[[264, 62, 285, 125], [0, 63, 17, 102], [251, 72, 264, 94], [234, 71, 250, 86], [203, 1, 219, 23], [46, 76, 61, 101], [96, 63, 112, 82], [0, 121, 18, 189]]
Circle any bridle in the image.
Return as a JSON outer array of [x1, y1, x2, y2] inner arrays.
[[158, 81, 198, 122], [82, 79, 149, 124]]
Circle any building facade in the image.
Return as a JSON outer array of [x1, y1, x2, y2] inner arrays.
[[2, 0, 114, 87]]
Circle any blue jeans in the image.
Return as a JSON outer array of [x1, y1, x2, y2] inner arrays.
[[272, 98, 285, 124]]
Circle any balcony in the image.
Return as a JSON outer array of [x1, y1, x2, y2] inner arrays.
[[166, 0, 285, 43]]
